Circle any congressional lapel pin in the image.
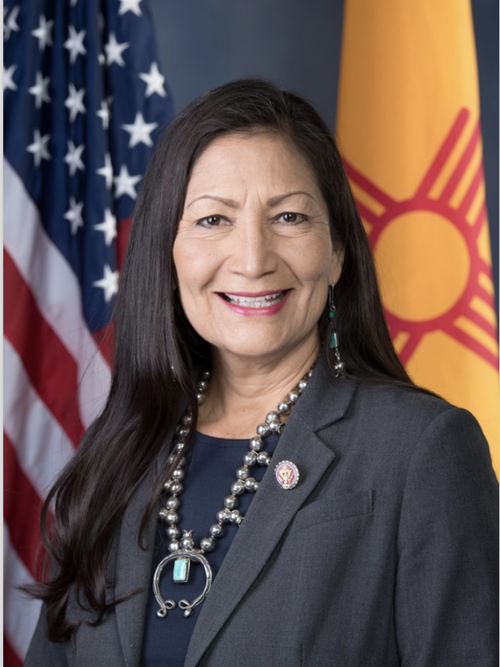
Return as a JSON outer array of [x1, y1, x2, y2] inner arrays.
[[274, 460, 300, 490]]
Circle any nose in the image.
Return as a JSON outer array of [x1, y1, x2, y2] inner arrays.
[[228, 221, 278, 278]]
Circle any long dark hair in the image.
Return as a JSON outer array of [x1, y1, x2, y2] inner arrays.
[[29, 78, 417, 641]]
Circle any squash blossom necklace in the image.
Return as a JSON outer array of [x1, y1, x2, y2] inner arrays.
[[152, 365, 313, 618]]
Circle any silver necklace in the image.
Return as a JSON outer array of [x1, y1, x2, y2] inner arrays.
[[152, 365, 314, 619]]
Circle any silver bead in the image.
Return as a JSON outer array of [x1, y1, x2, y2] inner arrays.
[[243, 451, 257, 466], [249, 436, 263, 451], [265, 411, 280, 424], [166, 497, 179, 509], [217, 508, 231, 523], [182, 413, 193, 425], [172, 468, 184, 480], [334, 361, 346, 374], [277, 401, 291, 415], [298, 380, 308, 392], [224, 495, 238, 510], [165, 510, 179, 524], [231, 480, 245, 495], [307, 369, 314, 377], [170, 482, 183, 495], [288, 391, 300, 403], [252, 480, 260, 491], [198, 380, 209, 392], [167, 455, 176, 464], [256, 451, 270, 466], [163, 480, 173, 492], [210, 523, 223, 538], [178, 457, 187, 467], [197, 393, 206, 405], [244, 477, 257, 491], [236, 466, 249, 480], [229, 510, 241, 524], [168, 540, 180, 552], [180, 530, 195, 549], [257, 423, 270, 436], [200, 537, 215, 553], [159, 507, 170, 522], [268, 420, 282, 433], [167, 525, 180, 539], [176, 442, 186, 453], [201, 370, 210, 380]]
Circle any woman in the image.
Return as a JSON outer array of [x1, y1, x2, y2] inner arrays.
[[25, 79, 498, 666]]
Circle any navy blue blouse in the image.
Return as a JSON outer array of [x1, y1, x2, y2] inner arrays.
[[140, 431, 279, 666]]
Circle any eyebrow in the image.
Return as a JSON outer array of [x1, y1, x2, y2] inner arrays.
[[187, 191, 315, 209]]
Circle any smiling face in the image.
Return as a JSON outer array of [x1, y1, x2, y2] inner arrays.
[[173, 132, 343, 367]]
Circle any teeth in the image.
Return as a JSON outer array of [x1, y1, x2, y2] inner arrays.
[[224, 292, 286, 308]]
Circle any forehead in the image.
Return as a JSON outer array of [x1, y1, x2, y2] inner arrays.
[[186, 131, 319, 192]]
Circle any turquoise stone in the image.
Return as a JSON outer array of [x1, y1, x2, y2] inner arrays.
[[173, 557, 190, 583], [329, 332, 338, 350], [329, 310, 335, 320]]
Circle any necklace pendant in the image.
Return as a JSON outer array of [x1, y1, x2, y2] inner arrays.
[[173, 556, 190, 583]]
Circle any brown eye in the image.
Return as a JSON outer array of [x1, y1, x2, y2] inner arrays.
[[277, 212, 309, 224], [198, 215, 223, 227]]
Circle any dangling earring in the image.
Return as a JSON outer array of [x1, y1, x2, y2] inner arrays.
[[328, 284, 346, 378]]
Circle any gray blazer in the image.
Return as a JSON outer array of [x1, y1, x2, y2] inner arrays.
[[25, 358, 499, 666]]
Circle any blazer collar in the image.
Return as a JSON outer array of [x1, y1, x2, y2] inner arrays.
[[184, 355, 357, 667]]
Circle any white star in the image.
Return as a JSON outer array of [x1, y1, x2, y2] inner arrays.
[[4, 64, 17, 92], [138, 62, 167, 98], [104, 33, 129, 67], [98, 52, 105, 66], [96, 98, 111, 130], [96, 153, 113, 189], [4, 5, 20, 41], [64, 25, 86, 64], [93, 265, 119, 302], [70, 0, 78, 6], [121, 112, 158, 148], [94, 208, 117, 246], [26, 129, 50, 167], [118, 0, 143, 16], [65, 83, 86, 122], [64, 140, 85, 176], [113, 164, 141, 199], [28, 72, 51, 108], [32, 15, 53, 52], [64, 197, 84, 235]]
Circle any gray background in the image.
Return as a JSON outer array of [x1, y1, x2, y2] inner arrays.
[[148, 0, 499, 310]]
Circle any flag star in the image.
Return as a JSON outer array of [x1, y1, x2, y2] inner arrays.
[[98, 53, 105, 66], [4, 64, 18, 91], [26, 129, 51, 167], [28, 72, 51, 108], [121, 112, 158, 148], [138, 62, 167, 98], [4, 5, 20, 41], [64, 197, 84, 235], [65, 83, 86, 122], [118, 0, 143, 16], [70, 0, 78, 6], [96, 153, 113, 189], [96, 98, 111, 130], [114, 164, 141, 199], [94, 208, 117, 246], [93, 265, 119, 302], [32, 15, 53, 52], [64, 140, 85, 176], [64, 25, 86, 64], [104, 33, 129, 67]]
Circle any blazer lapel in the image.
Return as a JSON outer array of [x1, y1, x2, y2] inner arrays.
[[185, 359, 356, 667]]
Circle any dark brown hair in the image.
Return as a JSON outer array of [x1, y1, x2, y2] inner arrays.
[[29, 78, 416, 641]]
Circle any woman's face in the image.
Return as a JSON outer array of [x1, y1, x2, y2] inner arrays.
[[173, 132, 343, 365]]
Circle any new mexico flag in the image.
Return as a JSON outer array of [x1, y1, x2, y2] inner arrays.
[[337, 0, 499, 472]]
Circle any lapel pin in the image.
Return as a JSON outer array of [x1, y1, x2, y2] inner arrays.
[[274, 460, 300, 490]]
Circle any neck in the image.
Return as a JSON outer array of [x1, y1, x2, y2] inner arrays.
[[197, 340, 320, 439]]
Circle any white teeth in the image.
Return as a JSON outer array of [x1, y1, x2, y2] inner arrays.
[[224, 292, 286, 308]]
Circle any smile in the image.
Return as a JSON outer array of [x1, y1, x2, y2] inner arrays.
[[221, 291, 288, 308]]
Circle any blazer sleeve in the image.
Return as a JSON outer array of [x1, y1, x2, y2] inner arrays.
[[394, 406, 498, 666], [24, 605, 68, 667]]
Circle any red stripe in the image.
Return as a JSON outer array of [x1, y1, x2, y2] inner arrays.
[[440, 121, 480, 202], [4, 250, 84, 446], [4, 634, 23, 667], [343, 161, 394, 208], [4, 432, 47, 580], [117, 216, 132, 270], [415, 108, 469, 198], [458, 163, 484, 217]]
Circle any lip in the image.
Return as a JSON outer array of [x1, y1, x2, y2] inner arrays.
[[216, 290, 291, 316]]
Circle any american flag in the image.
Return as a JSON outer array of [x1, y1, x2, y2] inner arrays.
[[3, 0, 172, 663]]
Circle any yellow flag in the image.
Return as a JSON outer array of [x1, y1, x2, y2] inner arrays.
[[337, 0, 499, 473]]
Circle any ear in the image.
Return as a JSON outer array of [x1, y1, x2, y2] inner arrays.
[[329, 245, 344, 285]]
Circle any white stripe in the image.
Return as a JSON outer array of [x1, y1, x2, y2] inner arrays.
[[4, 338, 76, 498], [3, 158, 111, 428], [4, 525, 42, 662]]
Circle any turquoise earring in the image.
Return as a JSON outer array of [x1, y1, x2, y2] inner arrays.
[[328, 284, 346, 378]]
